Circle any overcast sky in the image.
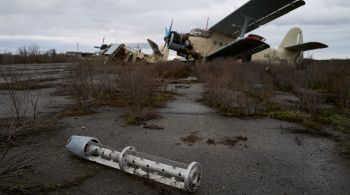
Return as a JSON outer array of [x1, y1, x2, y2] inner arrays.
[[0, 0, 349, 59]]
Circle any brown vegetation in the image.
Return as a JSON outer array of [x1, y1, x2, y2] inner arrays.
[[0, 66, 57, 144], [0, 44, 76, 65], [0, 148, 43, 193], [62, 59, 192, 125], [198, 59, 350, 132], [198, 59, 274, 116], [151, 61, 194, 79]]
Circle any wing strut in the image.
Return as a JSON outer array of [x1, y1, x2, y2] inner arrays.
[[240, 15, 252, 38]]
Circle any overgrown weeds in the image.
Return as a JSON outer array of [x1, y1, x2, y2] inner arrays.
[[62, 60, 182, 125], [198, 59, 350, 133], [0, 44, 76, 65], [0, 66, 55, 144], [152, 61, 194, 79], [198, 60, 274, 116]]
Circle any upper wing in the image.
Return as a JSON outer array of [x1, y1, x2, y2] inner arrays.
[[210, 0, 305, 38], [284, 42, 328, 52], [105, 44, 122, 55], [206, 36, 270, 60]]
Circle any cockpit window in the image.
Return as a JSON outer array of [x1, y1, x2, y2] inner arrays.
[[190, 28, 211, 38]]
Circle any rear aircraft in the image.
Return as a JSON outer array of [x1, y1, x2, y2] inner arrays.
[[96, 39, 169, 64], [252, 27, 328, 65]]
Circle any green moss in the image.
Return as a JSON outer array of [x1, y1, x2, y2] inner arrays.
[[302, 119, 322, 131], [265, 111, 322, 131], [266, 111, 306, 122], [319, 112, 350, 132]]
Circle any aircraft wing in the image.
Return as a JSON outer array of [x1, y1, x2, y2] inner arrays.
[[105, 44, 120, 55], [284, 42, 328, 52], [206, 37, 270, 60], [210, 0, 305, 38]]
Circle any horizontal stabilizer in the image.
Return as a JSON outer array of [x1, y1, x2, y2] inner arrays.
[[285, 42, 328, 52], [207, 37, 270, 60]]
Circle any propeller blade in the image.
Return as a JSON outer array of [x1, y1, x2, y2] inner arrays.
[[164, 19, 175, 47], [169, 19, 173, 33]]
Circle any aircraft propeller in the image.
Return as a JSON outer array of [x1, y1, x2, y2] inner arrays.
[[94, 37, 108, 50], [164, 19, 174, 48]]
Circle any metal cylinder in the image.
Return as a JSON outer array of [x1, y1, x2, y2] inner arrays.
[[66, 136, 201, 192]]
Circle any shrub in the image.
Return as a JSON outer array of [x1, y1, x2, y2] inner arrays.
[[198, 59, 274, 115]]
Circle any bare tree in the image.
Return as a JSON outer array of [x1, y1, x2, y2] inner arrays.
[[28, 44, 41, 63], [17, 46, 28, 63], [0, 65, 42, 142]]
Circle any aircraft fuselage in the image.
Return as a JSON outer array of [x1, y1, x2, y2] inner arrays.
[[252, 48, 301, 65]]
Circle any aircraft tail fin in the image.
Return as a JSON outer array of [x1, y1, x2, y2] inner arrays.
[[147, 39, 169, 61], [279, 27, 328, 52], [279, 27, 304, 49], [147, 39, 161, 55]]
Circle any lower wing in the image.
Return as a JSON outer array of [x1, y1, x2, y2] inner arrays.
[[206, 37, 270, 60]]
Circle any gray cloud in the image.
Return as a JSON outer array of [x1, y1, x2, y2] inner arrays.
[[0, 0, 349, 59]]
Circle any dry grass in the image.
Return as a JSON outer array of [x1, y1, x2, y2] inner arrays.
[[0, 66, 58, 145], [198, 59, 350, 132], [198, 60, 274, 116], [63, 59, 180, 125], [269, 60, 350, 113], [0, 148, 44, 194], [152, 61, 194, 79], [0, 45, 75, 65]]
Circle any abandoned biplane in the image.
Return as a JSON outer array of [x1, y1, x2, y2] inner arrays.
[[252, 27, 328, 65], [163, 0, 308, 62]]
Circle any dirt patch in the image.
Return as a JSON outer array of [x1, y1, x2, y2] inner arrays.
[[219, 137, 239, 148], [180, 131, 202, 145], [143, 124, 164, 130], [180, 133, 249, 148], [206, 139, 216, 145], [235, 136, 248, 141], [206, 136, 248, 148]]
